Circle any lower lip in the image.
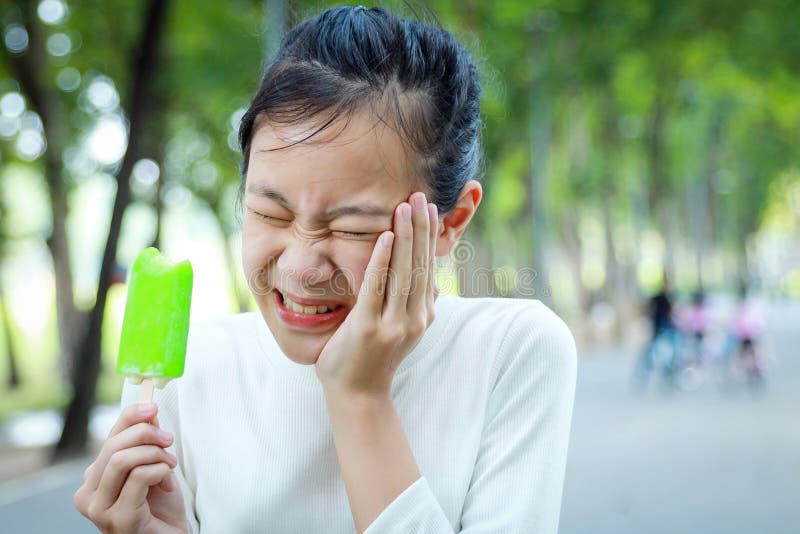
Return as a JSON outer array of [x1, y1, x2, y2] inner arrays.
[[274, 290, 349, 329]]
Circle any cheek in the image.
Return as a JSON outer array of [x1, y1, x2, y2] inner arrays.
[[241, 224, 281, 277], [330, 242, 375, 293]]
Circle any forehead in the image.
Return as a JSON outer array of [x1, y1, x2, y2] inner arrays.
[[246, 111, 419, 202]]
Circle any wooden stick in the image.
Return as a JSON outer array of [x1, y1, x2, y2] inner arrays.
[[138, 377, 155, 403]]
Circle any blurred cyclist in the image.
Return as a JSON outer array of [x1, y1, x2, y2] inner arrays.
[[727, 281, 767, 383], [681, 288, 710, 367], [634, 274, 678, 389]]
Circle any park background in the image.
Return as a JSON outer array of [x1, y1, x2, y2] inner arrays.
[[0, 0, 798, 532]]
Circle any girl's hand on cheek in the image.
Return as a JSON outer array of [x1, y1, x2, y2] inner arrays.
[[314, 192, 438, 399]]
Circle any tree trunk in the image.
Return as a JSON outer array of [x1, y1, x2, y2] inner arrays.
[[693, 108, 723, 289], [46, 159, 84, 386], [53, 0, 171, 461], [3, 1, 84, 388], [225, 234, 251, 313], [150, 165, 164, 251], [265, 0, 288, 61], [145, 105, 167, 251], [561, 211, 589, 313], [646, 92, 675, 283], [528, 87, 552, 307], [209, 198, 250, 313], [0, 280, 20, 389], [599, 92, 624, 340]]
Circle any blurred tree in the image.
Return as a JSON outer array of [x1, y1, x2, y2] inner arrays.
[[0, 172, 18, 389], [0, 0, 797, 452], [53, 0, 172, 460], [0, 288, 19, 389], [156, 0, 266, 313], [0, 231, 19, 388], [2, 0, 81, 389]]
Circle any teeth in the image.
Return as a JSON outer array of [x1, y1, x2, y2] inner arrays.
[[282, 294, 338, 314]]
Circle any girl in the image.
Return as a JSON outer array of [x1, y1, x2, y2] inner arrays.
[[74, 5, 577, 533]]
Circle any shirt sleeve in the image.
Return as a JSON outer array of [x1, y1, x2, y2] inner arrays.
[[363, 303, 578, 534], [120, 379, 201, 534]]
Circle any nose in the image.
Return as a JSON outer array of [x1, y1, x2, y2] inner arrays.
[[275, 232, 335, 290]]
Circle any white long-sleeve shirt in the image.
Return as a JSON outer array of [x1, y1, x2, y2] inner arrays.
[[120, 294, 577, 533]]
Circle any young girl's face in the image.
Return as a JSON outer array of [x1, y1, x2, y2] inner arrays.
[[241, 111, 427, 365]]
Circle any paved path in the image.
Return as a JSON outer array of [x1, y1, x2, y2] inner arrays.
[[0, 457, 95, 532], [560, 300, 800, 534]]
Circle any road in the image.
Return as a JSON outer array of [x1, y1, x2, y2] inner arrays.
[[1, 301, 798, 533], [560, 299, 800, 534]]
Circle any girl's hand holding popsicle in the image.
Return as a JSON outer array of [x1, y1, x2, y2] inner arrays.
[[73, 403, 187, 533], [74, 247, 192, 533]]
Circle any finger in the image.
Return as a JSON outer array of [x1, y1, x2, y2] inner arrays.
[[426, 202, 438, 312], [74, 481, 92, 516], [94, 445, 178, 511], [404, 192, 430, 315], [157, 470, 176, 493], [357, 230, 395, 319], [88, 422, 174, 491], [83, 462, 93, 482], [88, 403, 162, 490], [385, 202, 413, 319], [108, 403, 158, 439], [113, 463, 173, 515]]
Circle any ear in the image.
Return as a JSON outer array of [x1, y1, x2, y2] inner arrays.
[[435, 180, 482, 257]]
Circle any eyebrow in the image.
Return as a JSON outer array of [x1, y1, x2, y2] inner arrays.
[[246, 183, 394, 219]]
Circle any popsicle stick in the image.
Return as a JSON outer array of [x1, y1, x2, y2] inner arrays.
[[138, 377, 155, 403]]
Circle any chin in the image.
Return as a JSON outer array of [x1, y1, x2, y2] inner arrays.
[[280, 342, 324, 366], [261, 312, 332, 366]]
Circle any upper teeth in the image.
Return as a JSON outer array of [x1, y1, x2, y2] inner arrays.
[[283, 295, 338, 314]]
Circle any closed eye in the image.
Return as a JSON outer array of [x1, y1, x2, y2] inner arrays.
[[333, 230, 376, 238], [251, 209, 377, 238], [250, 209, 289, 223]]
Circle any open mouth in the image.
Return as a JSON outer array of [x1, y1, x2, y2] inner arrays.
[[274, 289, 347, 317]]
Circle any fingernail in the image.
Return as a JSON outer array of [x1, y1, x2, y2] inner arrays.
[[401, 203, 412, 221], [157, 429, 173, 441], [381, 231, 394, 248], [411, 193, 426, 211], [138, 403, 155, 414], [167, 452, 178, 464]]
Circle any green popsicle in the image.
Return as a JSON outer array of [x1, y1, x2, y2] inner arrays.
[[117, 247, 193, 394]]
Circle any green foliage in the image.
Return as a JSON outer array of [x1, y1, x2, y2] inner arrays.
[[0, 0, 798, 420], [486, 147, 527, 222]]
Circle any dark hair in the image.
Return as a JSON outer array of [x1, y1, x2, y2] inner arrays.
[[237, 5, 482, 215]]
